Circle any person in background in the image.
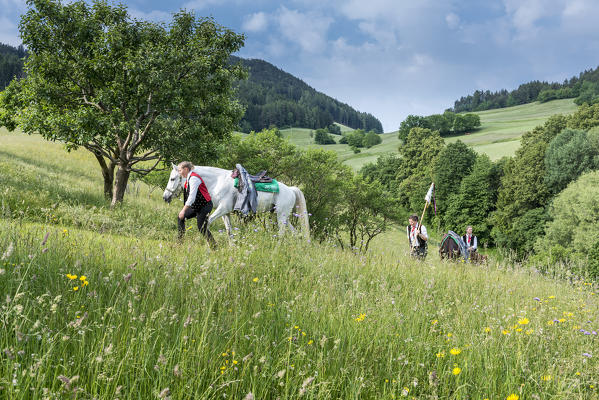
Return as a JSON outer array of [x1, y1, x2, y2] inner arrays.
[[462, 226, 477, 257], [407, 214, 428, 259]]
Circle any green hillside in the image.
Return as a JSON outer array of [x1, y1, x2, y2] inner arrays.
[[2, 125, 599, 399], [283, 99, 579, 169]]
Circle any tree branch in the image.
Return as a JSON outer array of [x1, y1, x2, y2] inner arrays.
[[128, 157, 162, 176]]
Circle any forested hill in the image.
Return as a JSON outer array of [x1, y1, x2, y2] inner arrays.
[[0, 43, 26, 90], [232, 56, 383, 133], [452, 65, 599, 112]]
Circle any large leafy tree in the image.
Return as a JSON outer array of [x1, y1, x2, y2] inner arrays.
[[544, 129, 598, 194], [0, 0, 245, 205], [444, 154, 500, 243], [433, 140, 477, 219], [397, 127, 444, 211], [491, 115, 568, 255], [534, 171, 599, 272], [337, 175, 399, 252]]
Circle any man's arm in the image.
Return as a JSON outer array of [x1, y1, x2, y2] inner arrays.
[[419, 225, 428, 241], [185, 176, 201, 207]]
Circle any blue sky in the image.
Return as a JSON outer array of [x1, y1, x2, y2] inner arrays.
[[2, 0, 599, 131]]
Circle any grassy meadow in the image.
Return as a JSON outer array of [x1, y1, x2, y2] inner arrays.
[[1, 128, 599, 399], [283, 99, 579, 169]]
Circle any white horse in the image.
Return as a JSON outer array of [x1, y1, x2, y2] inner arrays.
[[162, 164, 310, 238]]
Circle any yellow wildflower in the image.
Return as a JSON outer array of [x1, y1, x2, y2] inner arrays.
[[308, 340, 313, 345], [541, 375, 551, 381], [79, 276, 87, 281], [518, 318, 529, 325], [484, 327, 491, 333], [252, 277, 259, 282], [506, 394, 519, 400], [66, 274, 77, 280], [450, 348, 461, 355], [73, 286, 79, 291], [436, 351, 445, 358], [355, 313, 366, 322], [502, 329, 510, 335], [452, 367, 461, 375]]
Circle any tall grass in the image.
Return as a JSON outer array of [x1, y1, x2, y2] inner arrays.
[[1, 129, 598, 399], [1, 220, 598, 399]]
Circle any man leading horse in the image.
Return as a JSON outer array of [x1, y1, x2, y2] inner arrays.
[[176, 161, 216, 247]]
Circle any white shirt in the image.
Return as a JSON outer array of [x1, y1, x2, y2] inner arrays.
[[408, 224, 428, 247], [184, 169, 202, 207], [465, 234, 477, 250]]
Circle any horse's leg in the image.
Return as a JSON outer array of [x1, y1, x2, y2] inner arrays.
[[208, 201, 234, 237], [276, 210, 289, 236], [222, 215, 232, 236]]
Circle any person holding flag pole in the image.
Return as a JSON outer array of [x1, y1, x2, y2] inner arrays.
[[407, 182, 434, 259]]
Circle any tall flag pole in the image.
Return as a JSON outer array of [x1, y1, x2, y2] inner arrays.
[[419, 182, 435, 231]]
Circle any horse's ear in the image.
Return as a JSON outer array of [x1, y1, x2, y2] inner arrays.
[[172, 163, 177, 169]]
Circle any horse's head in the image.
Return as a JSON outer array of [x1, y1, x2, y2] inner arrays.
[[163, 163, 183, 203]]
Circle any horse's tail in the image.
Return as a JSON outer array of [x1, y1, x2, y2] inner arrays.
[[291, 186, 310, 239]]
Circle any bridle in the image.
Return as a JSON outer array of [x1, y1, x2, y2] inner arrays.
[[164, 177, 183, 197]]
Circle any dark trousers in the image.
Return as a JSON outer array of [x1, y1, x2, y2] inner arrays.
[[178, 202, 215, 246]]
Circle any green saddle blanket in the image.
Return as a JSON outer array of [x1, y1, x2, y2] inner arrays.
[[233, 178, 279, 193]]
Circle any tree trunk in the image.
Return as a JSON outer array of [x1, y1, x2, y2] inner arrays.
[[111, 165, 131, 206], [91, 151, 115, 200]]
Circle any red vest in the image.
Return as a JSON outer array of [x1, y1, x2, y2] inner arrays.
[[184, 172, 211, 202]]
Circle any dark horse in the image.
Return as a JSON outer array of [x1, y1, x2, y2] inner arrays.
[[439, 233, 462, 260], [439, 232, 488, 264]]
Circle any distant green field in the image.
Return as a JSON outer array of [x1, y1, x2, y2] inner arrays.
[[283, 99, 579, 169]]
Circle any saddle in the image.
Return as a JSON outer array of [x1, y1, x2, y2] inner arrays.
[[231, 168, 273, 183]]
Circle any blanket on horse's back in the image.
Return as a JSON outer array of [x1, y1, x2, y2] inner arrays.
[[441, 230, 468, 259], [233, 178, 279, 193], [232, 164, 279, 215]]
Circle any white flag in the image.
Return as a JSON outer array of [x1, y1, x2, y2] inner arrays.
[[424, 182, 434, 204]]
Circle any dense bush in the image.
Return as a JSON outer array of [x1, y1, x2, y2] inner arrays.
[[314, 128, 336, 145], [491, 115, 568, 257], [397, 128, 444, 211], [544, 129, 597, 194], [443, 154, 497, 243], [534, 171, 599, 271], [433, 140, 477, 218]]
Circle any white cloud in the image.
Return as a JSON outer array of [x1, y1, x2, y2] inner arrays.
[[128, 8, 171, 22], [561, 0, 599, 36], [242, 12, 268, 32], [265, 37, 286, 58], [0, 16, 20, 46], [358, 21, 397, 46], [181, 0, 223, 11], [0, 0, 26, 9], [275, 6, 332, 53], [502, 0, 563, 38], [446, 12, 460, 29]]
